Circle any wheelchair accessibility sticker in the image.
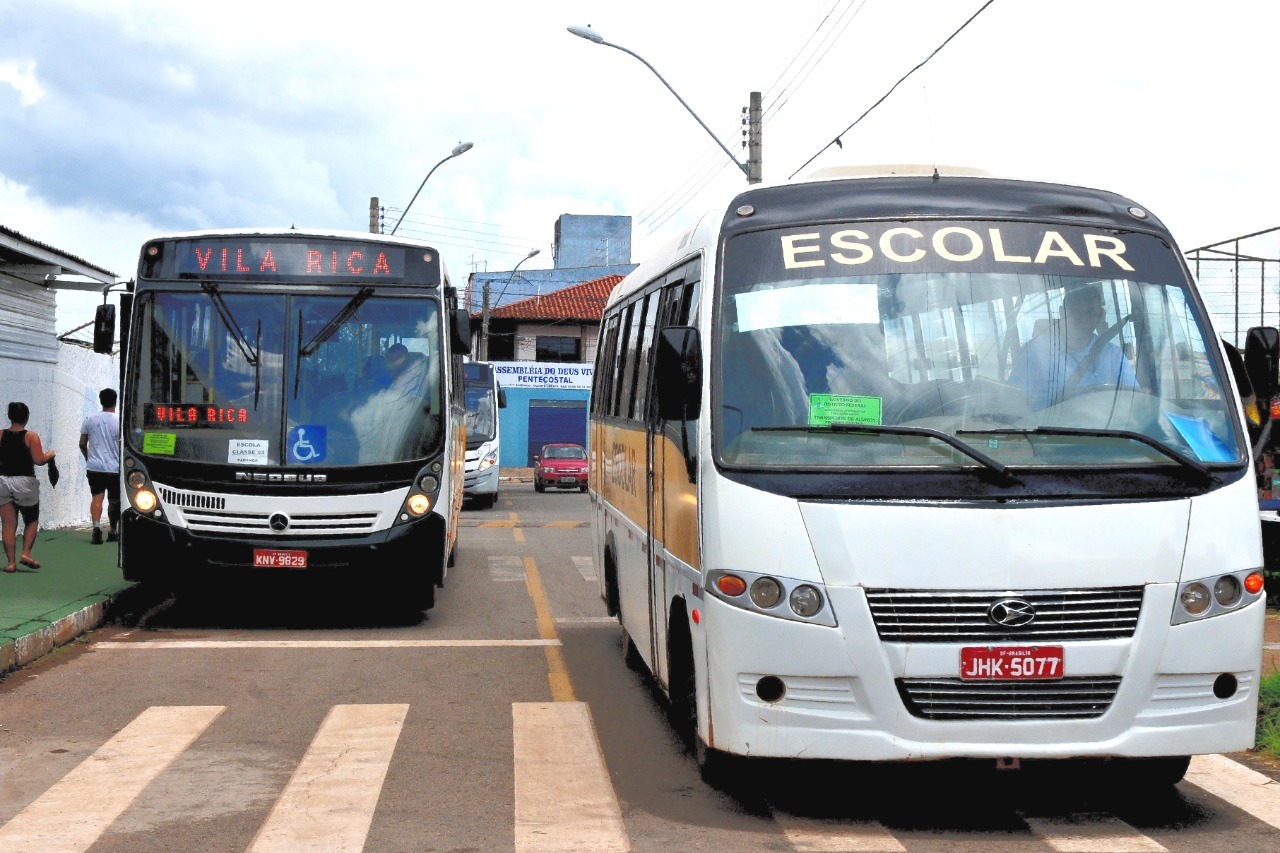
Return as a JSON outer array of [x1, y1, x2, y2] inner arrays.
[[288, 425, 327, 463]]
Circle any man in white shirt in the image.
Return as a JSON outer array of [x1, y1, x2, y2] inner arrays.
[[80, 388, 121, 544], [1009, 285, 1138, 410]]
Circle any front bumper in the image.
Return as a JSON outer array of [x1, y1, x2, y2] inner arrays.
[[699, 585, 1263, 761], [120, 508, 446, 586]]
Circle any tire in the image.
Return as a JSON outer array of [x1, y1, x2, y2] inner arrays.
[[534, 480, 545, 493], [621, 626, 644, 671], [579, 485, 588, 492], [668, 608, 735, 787]]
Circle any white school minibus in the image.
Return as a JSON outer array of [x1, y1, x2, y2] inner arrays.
[[588, 167, 1275, 785]]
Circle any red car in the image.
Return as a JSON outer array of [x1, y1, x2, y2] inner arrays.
[[534, 443, 589, 492]]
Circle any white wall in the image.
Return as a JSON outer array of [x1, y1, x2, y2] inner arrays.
[[0, 342, 119, 529]]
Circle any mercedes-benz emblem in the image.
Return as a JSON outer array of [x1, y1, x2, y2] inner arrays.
[[269, 512, 290, 533], [988, 597, 1036, 627]]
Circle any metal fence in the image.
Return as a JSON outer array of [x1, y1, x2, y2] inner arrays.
[[1186, 226, 1280, 347]]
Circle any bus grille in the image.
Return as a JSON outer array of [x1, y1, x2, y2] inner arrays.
[[155, 486, 380, 536], [896, 677, 1122, 720], [865, 586, 1144, 642], [156, 485, 226, 511]]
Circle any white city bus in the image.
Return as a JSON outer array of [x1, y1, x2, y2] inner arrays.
[[115, 229, 469, 611], [463, 360, 506, 509], [588, 168, 1275, 785]]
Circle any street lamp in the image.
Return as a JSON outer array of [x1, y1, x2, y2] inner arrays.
[[567, 24, 758, 183], [480, 248, 541, 361], [389, 141, 474, 236]]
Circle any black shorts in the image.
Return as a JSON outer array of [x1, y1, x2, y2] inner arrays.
[[87, 471, 121, 500]]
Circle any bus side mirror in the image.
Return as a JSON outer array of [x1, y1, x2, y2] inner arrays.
[[654, 326, 701, 421], [1245, 326, 1280, 405], [498, 388, 508, 408], [452, 308, 472, 356], [93, 303, 116, 354]]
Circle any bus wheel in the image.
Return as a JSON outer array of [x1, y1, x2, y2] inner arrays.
[[447, 542, 456, 568], [668, 608, 733, 787]]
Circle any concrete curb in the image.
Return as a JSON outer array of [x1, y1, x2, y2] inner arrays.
[[0, 582, 139, 677]]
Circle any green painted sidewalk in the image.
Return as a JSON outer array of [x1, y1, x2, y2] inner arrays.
[[0, 528, 133, 675]]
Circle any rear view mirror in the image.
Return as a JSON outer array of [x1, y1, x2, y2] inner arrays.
[[452, 307, 472, 356], [654, 326, 702, 421], [498, 388, 508, 408], [1245, 326, 1280, 404], [93, 303, 116, 354]]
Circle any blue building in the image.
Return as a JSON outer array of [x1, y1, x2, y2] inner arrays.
[[466, 213, 636, 467]]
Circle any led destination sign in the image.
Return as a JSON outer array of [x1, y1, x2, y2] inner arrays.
[[166, 238, 412, 282], [145, 403, 249, 427]]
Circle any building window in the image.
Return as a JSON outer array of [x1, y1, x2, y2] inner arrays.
[[536, 335, 581, 363]]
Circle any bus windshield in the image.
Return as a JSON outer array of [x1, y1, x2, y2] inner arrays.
[[717, 222, 1240, 471], [132, 290, 443, 466]]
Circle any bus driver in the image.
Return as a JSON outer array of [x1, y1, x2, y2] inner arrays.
[[1009, 284, 1137, 410]]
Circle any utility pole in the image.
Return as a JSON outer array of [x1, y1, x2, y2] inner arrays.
[[747, 91, 763, 184], [479, 279, 492, 361], [369, 197, 380, 234]]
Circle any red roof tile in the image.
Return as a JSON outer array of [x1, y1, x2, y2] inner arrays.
[[481, 274, 622, 322]]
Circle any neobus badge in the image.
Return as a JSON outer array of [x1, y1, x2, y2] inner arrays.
[[780, 224, 1135, 273], [234, 472, 329, 483]]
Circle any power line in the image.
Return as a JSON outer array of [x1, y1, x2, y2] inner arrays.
[[788, 0, 998, 179]]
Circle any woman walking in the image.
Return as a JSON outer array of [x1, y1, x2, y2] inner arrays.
[[1, 402, 56, 573]]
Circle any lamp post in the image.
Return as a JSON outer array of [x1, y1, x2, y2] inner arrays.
[[389, 141, 474, 235], [480, 248, 540, 361], [567, 24, 759, 183]]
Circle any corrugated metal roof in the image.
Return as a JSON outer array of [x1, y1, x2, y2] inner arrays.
[[482, 274, 622, 322], [0, 224, 117, 278]]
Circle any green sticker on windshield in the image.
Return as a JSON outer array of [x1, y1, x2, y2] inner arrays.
[[143, 432, 176, 455], [809, 394, 882, 426]]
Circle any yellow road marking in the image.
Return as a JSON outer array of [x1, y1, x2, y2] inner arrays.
[[524, 556, 575, 702]]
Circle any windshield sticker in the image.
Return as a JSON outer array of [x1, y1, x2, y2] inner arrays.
[[809, 393, 883, 427], [736, 283, 878, 332], [1164, 413, 1234, 462], [142, 432, 176, 456], [288, 425, 327, 464], [229, 439, 270, 466]]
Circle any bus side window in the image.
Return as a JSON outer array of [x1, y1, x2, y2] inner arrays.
[[611, 303, 636, 417]]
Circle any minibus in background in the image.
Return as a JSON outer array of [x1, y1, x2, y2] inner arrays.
[[588, 166, 1278, 785], [109, 229, 470, 611], [463, 360, 506, 509]]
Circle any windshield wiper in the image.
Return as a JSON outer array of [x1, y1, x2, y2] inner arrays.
[[957, 426, 1215, 481], [752, 423, 1015, 482], [300, 287, 375, 358], [200, 283, 262, 408], [293, 287, 375, 399]]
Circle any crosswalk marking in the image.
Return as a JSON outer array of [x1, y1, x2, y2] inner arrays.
[[97, 638, 559, 650], [1025, 814, 1167, 852], [513, 702, 629, 852], [0, 705, 224, 852], [1186, 753, 1280, 830], [572, 556, 597, 582], [776, 814, 906, 851], [248, 703, 408, 852], [490, 555, 527, 582]]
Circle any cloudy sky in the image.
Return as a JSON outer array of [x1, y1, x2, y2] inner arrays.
[[4, 0, 1279, 332]]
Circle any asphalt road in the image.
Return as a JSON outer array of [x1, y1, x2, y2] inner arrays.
[[1, 483, 1279, 851]]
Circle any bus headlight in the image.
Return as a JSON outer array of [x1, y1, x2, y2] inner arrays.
[[706, 570, 836, 626], [789, 585, 824, 618], [406, 493, 431, 516], [127, 470, 147, 489], [1173, 570, 1264, 624], [749, 577, 783, 608], [479, 450, 498, 471], [132, 489, 158, 513]]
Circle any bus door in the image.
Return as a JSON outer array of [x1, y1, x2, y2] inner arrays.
[[646, 269, 699, 689]]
